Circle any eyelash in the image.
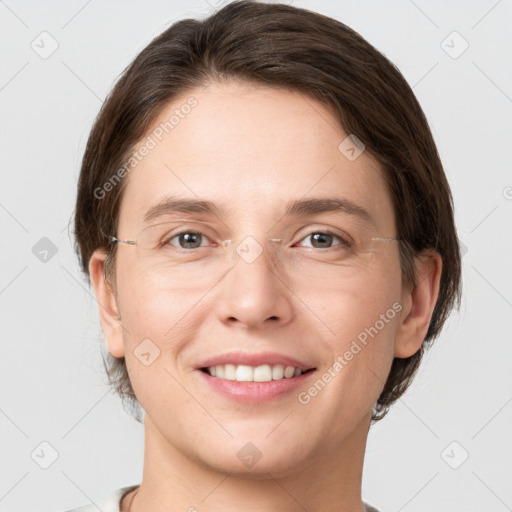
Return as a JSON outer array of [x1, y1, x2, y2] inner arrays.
[[165, 229, 351, 251]]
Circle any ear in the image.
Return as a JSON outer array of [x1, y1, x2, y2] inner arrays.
[[88, 249, 125, 358], [394, 250, 443, 358]]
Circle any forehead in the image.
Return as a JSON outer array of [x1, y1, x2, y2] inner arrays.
[[117, 80, 395, 233]]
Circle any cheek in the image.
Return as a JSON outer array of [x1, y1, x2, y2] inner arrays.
[[115, 256, 188, 333], [115, 262, 210, 381], [314, 266, 401, 334], [118, 280, 191, 411], [316, 271, 402, 376], [298, 287, 400, 428], [292, 285, 400, 441]]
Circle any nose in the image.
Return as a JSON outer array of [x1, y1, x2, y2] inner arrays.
[[215, 235, 293, 330]]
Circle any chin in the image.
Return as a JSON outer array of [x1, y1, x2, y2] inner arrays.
[[192, 436, 314, 479]]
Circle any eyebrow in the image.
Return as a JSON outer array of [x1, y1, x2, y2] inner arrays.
[[143, 195, 376, 227]]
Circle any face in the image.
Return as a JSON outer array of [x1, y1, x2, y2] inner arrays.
[[103, 80, 405, 476]]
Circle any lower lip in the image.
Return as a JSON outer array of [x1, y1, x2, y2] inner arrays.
[[197, 369, 316, 403]]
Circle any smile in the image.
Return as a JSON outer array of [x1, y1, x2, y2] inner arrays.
[[201, 364, 314, 382]]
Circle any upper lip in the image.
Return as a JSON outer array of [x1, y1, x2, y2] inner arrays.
[[197, 351, 316, 370]]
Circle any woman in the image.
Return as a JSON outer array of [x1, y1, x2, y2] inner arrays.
[[67, 1, 462, 510]]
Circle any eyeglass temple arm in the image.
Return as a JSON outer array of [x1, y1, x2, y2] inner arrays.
[[371, 237, 402, 243], [108, 236, 136, 245]]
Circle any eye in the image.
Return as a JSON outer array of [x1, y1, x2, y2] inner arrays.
[[168, 231, 211, 250], [295, 230, 350, 250]]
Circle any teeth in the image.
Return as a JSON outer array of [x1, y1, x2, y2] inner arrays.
[[272, 365, 284, 380], [236, 365, 253, 382], [225, 364, 236, 380], [284, 366, 295, 378], [254, 364, 272, 382], [205, 364, 304, 382]]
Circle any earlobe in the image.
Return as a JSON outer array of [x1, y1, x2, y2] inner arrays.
[[88, 250, 125, 358], [394, 250, 443, 359]]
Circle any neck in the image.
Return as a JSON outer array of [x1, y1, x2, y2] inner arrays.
[[127, 412, 371, 512]]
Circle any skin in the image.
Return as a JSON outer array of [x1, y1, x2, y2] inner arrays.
[[89, 80, 442, 512]]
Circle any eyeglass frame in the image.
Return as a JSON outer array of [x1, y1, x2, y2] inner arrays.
[[101, 220, 403, 263]]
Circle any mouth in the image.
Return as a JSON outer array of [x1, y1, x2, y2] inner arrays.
[[196, 352, 317, 403], [200, 364, 315, 382], [195, 351, 317, 402]]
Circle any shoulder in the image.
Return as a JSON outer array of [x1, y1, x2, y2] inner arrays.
[[57, 487, 379, 512], [55, 484, 139, 512], [364, 501, 383, 512]]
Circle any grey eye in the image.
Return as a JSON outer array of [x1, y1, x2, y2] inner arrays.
[[169, 232, 208, 250], [297, 231, 347, 249]]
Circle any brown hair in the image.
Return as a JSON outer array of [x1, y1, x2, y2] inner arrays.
[[74, 0, 462, 423]]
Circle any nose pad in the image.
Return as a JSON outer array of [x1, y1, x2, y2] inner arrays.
[[221, 236, 285, 268]]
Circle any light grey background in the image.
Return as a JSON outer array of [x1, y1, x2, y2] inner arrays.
[[1, 1, 511, 511]]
